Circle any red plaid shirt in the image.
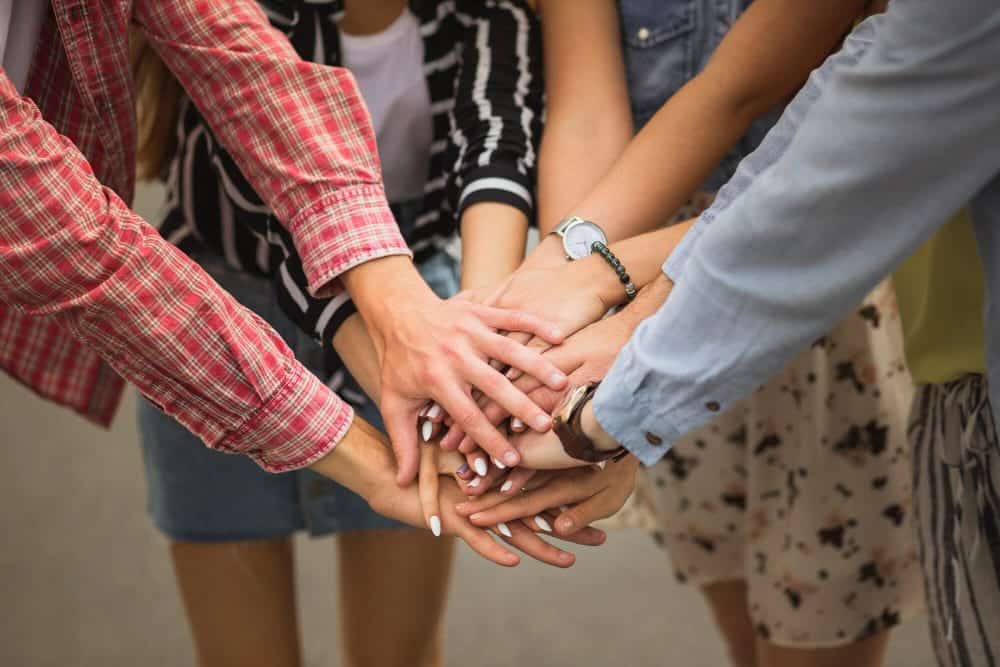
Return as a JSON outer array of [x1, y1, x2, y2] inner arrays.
[[0, 0, 410, 471]]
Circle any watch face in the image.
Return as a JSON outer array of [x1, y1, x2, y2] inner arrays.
[[563, 220, 607, 260]]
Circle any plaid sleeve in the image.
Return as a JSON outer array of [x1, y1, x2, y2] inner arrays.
[[446, 0, 544, 224], [0, 75, 352, 472], [133, 0, 411, 298]]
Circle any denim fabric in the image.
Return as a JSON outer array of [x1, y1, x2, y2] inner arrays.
[[594, 1, 1000, 464], [137, 238, 459, 541], [618, 0, 780, 190]]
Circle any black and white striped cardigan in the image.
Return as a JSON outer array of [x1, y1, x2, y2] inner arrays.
[[158, 0, 543, 353]]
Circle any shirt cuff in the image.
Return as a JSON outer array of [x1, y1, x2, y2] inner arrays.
[[457, 165, 534, 223], [286, 184, 412, 299], [217, 360, 355, 473], [591, 352, 683, 466]]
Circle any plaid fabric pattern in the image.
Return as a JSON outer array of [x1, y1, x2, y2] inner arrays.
[[0, 0, 409, 470]]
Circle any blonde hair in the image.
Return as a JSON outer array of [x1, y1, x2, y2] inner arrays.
[[130, 29, 183, 181]]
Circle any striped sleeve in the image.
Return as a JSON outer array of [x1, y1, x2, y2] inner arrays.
[[446, 0, 544, 224]]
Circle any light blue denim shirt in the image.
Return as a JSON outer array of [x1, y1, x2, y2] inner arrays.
[[594, 0, 1000, 465]]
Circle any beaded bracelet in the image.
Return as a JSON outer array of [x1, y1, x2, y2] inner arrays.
[[591, 241, 637, 302]]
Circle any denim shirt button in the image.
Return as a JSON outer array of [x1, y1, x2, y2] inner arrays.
[[706, 401, 721, 412], [636, 26, 650, 42], [645, 432, 663, 446]]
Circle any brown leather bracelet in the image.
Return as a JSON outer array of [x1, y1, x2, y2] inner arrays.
[[552, 383, 628, 464]]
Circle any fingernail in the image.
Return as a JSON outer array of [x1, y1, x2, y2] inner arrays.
[[455, 502, 468, 511], [429, 515, 442, 537], [504, 451, 519, 466], [550, 372, 566, 386], [558, 517, 574, 532], [506, 368, 516, 379], [501, 480, 514, 493], [511, 417, 524, 431], [468, 476, 482, 488], [497, 522, 512, 538], [596, 460, 607, 470], [493, 457, 506, 470], [456, 463, 470, 475], [473, 457, 488, 476], [533, 515, 552, 532], [427, 404, 442, 419], [559, 505, 570, 513], [470, 512, 482, 521], [558, 552, 573, 563], [533, 414, 550, 430], [419, 404, 430, 417], [420, 420, 433, 442], [551, 326, 563, 339]]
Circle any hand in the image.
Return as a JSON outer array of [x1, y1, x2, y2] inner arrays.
[[346, 257, 570, 484], [456, 456, 640, 537], [446, 306, 640, 453]]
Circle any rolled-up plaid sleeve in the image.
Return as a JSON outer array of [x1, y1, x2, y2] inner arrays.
[[133, 0, 411, 298], [0, 76, 352, 472]]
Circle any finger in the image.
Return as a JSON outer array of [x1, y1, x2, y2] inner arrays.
[[380, 395, 420, 486], [500, 467, 538, 495], [504, 335, 553, 383], [554, 488, 630, 536], [499, 520, 575, 568], [435, 379, 523, 468], [464, 360, 554, 439], [419, 418, 442, 443], [477, 330, 567, 392], [460, 461, 506, 497], [471, 305, 565, 345], [465, 475, 601, 526], [547, 524, 608, 547], [452, 519, 520, 567], [418, 447, 442, 536], [454, 469, 547, 516], [436, 449, 467, 475], [440, 424, 465, 450], [424, 402, 446, 423]]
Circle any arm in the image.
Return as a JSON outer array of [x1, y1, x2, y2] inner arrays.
[[594, 1, 1000, 464], [532, 0, 632, 237], [530, 0, 867, 266]]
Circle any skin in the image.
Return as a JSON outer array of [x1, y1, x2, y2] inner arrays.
[[440, 1, 894, 665]]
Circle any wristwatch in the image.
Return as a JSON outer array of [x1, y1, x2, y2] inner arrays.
[[551, 216, 608, 261], [552, 382, 628, 464]]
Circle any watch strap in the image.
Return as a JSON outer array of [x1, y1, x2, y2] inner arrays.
[[553, 383, 628, 464]]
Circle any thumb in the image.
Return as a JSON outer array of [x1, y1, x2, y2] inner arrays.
[[381, 395, 420, 486]]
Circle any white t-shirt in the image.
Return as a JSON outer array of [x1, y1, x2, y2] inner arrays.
[[339, 8, 433, 203], [0, 1, 46, 93]]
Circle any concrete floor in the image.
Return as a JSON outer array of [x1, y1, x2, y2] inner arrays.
[[1, 377, 936, 666]]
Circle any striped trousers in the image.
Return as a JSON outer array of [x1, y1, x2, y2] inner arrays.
[[912, 375, 1000, 667]]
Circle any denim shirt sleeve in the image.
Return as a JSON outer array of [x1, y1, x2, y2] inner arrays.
[[594, 0, 1000, 465]]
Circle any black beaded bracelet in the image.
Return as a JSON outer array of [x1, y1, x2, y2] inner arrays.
[[591, 241, 638, 302]]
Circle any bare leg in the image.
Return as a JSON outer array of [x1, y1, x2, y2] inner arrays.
[[169, 538, 301, 667], [702, 580, 760, 667], [337, 530, 455, 667], [756, 630, 889, 667]]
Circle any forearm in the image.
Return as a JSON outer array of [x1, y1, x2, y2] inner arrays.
[[539, 0, 867, 259], [332, 313, 382, 401], [579, 221, 694, 310], [594, 3, 1000, 464], [460, 202, 529, 291], [534, 0, 632, 235], [310, 416, 395, 504]]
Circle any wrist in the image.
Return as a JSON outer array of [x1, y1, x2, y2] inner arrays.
[[524, 234, 569, 270], [340, 255, 438, 346], [309, 416, 395, 502], [580, 400, 621, 452]]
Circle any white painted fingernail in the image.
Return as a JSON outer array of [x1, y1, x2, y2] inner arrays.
[[419, 404, 430, 417], [473, 457, 488, 476], [596, 460, 607, 470], [533, 515, 552, 532], [493, 457, 506, 470], [501, 480, 514, 493], [511, 417, 524, 431], [430, 515, 441, 537], [420, 420, 433, 442], [559, 505, 570, 513], [468, 476, 482, 488], [427, 404, 443, 419], [497, 522, 512, 538]]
